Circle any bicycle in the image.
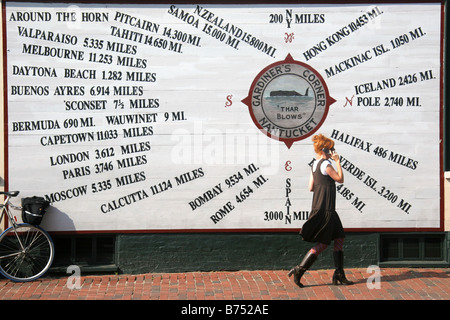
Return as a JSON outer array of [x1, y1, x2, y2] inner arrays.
[[0, 191, 54, 282]]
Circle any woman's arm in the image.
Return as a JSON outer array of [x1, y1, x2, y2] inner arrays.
[[308, 171, 314, 191], [326, 152, 344, 183]]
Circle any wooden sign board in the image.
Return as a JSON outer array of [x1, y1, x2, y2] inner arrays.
[[4, 2, 443, 232]]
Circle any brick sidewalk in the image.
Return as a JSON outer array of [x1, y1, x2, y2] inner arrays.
[[0, 268, 448, 300]]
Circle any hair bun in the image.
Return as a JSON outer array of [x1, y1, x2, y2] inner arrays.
[[312, 134, 334, 153]]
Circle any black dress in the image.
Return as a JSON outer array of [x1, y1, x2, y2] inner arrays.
[[300, 159, 345, 245]]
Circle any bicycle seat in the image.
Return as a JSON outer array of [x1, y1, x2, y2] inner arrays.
[[0, 191, 20, 197]]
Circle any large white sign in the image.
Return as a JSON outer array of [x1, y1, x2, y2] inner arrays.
[[4, 2, 443, 232]]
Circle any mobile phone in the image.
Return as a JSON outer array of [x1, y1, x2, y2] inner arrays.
[[323, 148, 335, 155]]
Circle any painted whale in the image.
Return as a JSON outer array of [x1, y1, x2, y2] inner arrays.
[[270, 87, 309, 97]]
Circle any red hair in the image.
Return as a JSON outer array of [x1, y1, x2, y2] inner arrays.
[[312, 134, 335, 154]]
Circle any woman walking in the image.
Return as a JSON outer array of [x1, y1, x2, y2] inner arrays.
[[288, 134, 353, 287]]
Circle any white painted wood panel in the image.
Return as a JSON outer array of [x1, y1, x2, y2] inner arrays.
[[4, 2, 442, 231]]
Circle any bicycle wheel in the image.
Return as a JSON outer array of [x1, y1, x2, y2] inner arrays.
[[0, 224, 54, 282]]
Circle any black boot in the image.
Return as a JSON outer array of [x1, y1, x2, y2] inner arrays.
[[332, 251, 354, 285], [288, 251, 317, 288]]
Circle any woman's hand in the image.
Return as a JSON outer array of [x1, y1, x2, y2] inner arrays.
[[331, 150, 340, 163]]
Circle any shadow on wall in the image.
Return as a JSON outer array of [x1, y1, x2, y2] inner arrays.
[[40, 205, 76, 232]]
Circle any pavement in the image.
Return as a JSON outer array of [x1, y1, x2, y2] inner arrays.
[[0, 267, 448, 303]]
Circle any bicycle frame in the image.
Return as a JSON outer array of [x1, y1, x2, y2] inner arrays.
[[0, 191, 55, 281], [0, 195, 21, 230]]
